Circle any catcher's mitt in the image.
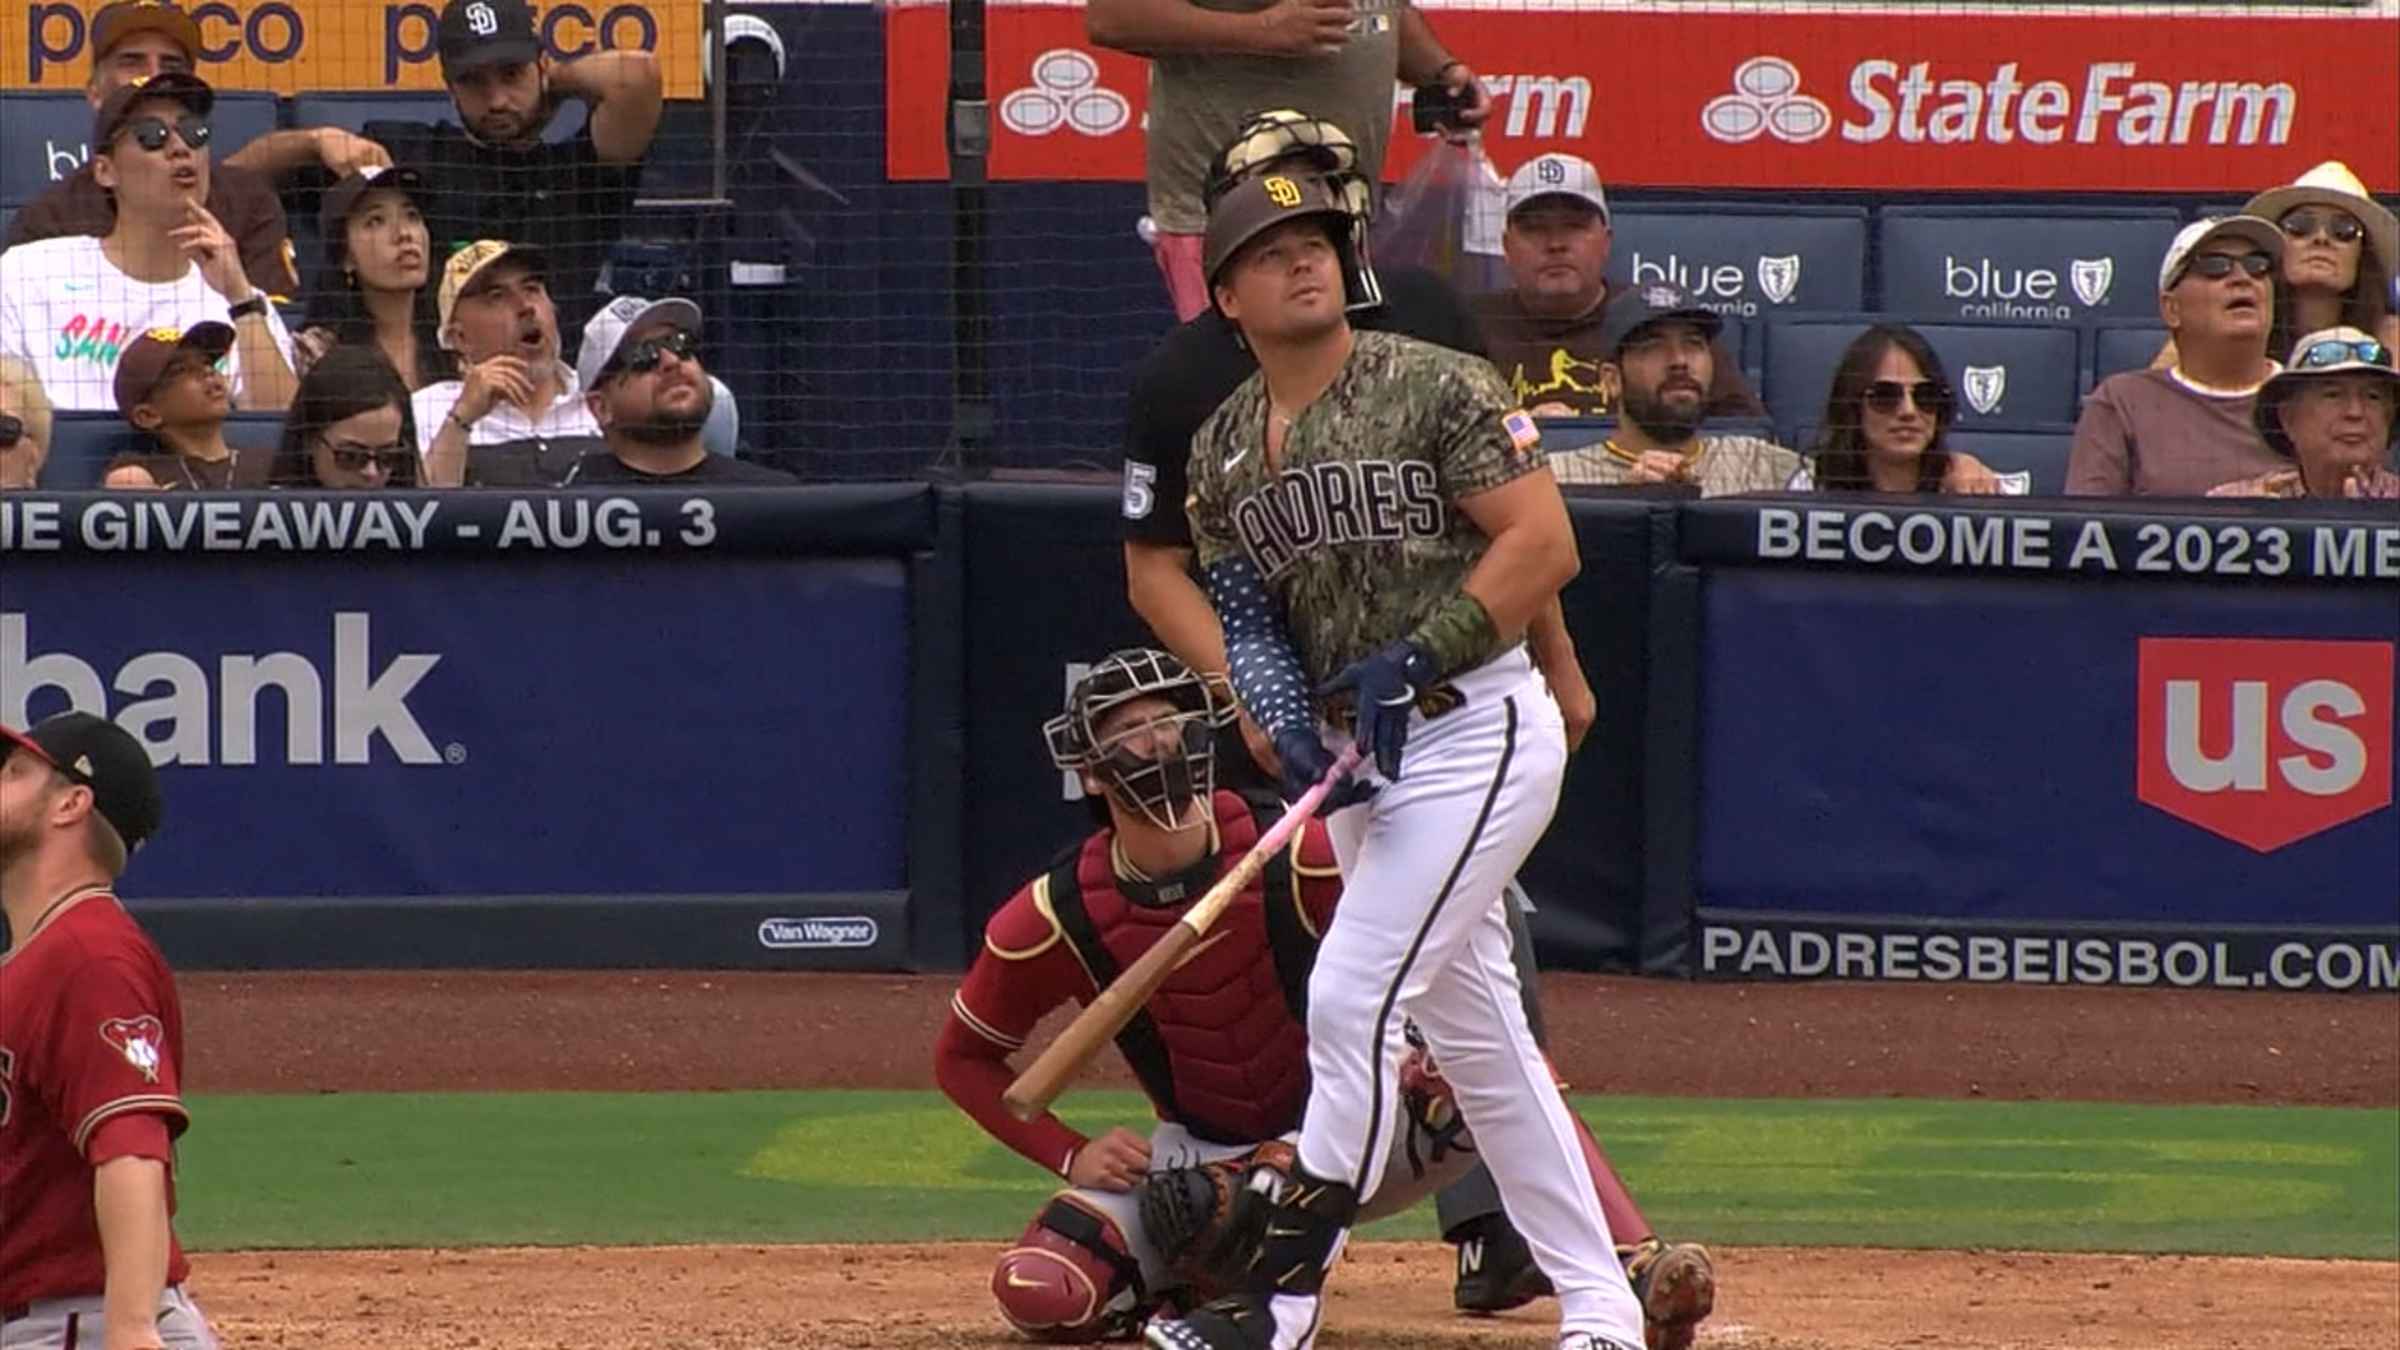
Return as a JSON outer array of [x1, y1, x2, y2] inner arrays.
[[1137, 1139, 1298, 1296]]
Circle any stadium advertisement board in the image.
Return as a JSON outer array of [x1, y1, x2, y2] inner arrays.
[[1, 493, 911, 966], [883, 3, 2398, 194], [1683, 502, 2400, 993], [4, 0, 705, 95]]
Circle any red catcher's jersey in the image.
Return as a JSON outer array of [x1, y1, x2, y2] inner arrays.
[[0, 893, 191, 1305], [950, 792, 1343, 1150]]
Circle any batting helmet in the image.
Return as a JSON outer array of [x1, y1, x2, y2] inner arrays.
[[1202, 171, 1373, 324], [1044, 649, 1234, 831], [1203, 109, 1383, 310]]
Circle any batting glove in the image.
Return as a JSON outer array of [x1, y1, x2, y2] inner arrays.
[[1274, 727, 1375, 812], [1320, 640, 1438, 781]]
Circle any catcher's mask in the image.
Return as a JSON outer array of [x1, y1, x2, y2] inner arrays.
[[1204, 109, 1383, 311], [1044, 649, 1235, 831]]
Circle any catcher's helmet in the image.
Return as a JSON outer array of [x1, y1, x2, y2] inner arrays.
[[1045, 649, 1234, 831], [1203, 109, 1383, 311]]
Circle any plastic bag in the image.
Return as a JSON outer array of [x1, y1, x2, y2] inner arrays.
[[1371, 134, 1509, 299]]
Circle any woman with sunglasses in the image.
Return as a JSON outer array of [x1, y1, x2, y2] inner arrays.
[[2247, 161, 2400, 357], [271, 344, 422, 489], [2208, 327, 2400, 499], [1808, 326, 2024, 494], [0, 73, 296, 414], [292, 167, 456, 392]]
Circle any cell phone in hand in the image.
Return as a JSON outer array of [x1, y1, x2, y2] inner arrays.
[[1410, 83, 1468, 134]]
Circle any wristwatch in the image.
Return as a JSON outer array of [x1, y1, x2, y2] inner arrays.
[[227, 294, 269, 321]]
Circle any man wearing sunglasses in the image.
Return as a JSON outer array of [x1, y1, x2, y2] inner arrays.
[[0, 355, 55, 489], [2209, 327, 2400, 500], [2068, 216, 2290, 497], [0, 73, 298, 416], [568, 296, 793, 485], [3, 1, 300, 300]]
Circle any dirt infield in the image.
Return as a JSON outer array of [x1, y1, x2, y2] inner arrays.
[[181, 972, 2400, 1349]]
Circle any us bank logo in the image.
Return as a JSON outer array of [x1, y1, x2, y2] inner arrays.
[[999, 49, 1130, 137]]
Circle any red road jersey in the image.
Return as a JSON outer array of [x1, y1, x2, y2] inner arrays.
[[935, 792, 1343, 1175], [0, 893, 191, 1306]]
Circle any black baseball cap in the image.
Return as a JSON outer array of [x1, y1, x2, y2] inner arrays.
[[437, 0, 540, 80], [1, 713, 165, 853], [320, 164, 428, 240], [91, 69, 213, 152], [1599, 282, 1724, 360]]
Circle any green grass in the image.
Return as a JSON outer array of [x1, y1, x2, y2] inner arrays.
[[174, 1090, 2399, 1260]]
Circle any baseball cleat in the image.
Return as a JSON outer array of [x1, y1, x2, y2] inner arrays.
[[1621, 1237, 1716, 1350], [1559, 1336, 1643, 1350], [1452, 1215, 1554, 1313], [1144, 1292, 1280, 1350]]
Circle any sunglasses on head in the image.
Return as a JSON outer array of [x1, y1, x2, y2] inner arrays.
[[2181, 251, 2275, 282], [2293, 338, 2390, 370], [321, 440, 413, 472], [607, 329, 699, 379], [0, 414, 21, 448], [2280, 210, 2365, 245], [119, 114, 211, 153], [1863, 379, 1947, 416]]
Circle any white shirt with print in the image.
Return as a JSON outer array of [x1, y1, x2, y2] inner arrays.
[[409, 363, 603, 458], [0, 235, 294, 412]]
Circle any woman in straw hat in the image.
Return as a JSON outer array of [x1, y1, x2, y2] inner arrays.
[[2157, 161, 2397, 369]]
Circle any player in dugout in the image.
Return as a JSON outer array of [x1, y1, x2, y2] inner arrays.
[[932, 649, 1712, 1347]]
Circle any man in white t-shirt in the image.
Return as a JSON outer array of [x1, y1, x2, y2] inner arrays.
[[413, 239, 605, 487], [0, 72, 295, 414]]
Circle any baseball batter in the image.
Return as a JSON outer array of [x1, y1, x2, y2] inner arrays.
[[1, 712, 216, 1350], [1146, 173, 1646, 1350], [937, 651, 1709, 1345]]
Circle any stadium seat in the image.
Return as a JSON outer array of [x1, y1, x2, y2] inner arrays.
[[1951, 424, 2077, 496], [0, 90, 278, 210], [2089, 322, 2170, 388], [289, 91, 586, 145], [1609, 202, 1870, 319], [38, 412, 285, 489], [1761, 318, 2082, 436], [1878, 206, 2182, 325]]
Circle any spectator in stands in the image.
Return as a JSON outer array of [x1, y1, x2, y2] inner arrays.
[[415, 240, 603, 486], [292, 167, 455, 391], [99, 323, 270, 489], [1550, 285, 1803, 494], [272, 344, 421, 489], [569, 296, 793, 485], [2, 2, 301, 298], [2208, 327, 2400, 500], [1471, 154, 1759, 421], [0, 356, 55, 489], [0, 74, 298, 414], [2068, 217, 2288, 497], [2249, 162, 2400, 356], [1808, 325, 2023, 495], [1088, 0, 1488, 319], [247, 0, 662, 333]]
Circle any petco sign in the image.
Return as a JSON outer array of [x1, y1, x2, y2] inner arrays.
[[883, 5, 2395, 193], [2137, 638, 2395, 853]]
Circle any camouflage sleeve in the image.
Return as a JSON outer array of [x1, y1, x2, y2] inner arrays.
[[1186, 413, 1242, 569], [1432, 352, 1547, 499]]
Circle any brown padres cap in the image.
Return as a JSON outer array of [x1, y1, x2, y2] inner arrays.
[[1202, 171, 1352, 292]]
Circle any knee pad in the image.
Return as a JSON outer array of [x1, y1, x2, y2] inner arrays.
[[992, 1194, 1148, 1343]]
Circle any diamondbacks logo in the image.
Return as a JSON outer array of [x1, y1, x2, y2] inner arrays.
[[2137, 638, 2394, 852], [1263, 175, 1304, 208], [2071, 258, 2115, 307], [998, 49, 1130, 138], [1756, 255, 1800, 305], [99, 1015, 166, 1084], [1701, 57, 1832, 144], [1961, 365, 2007, 416]]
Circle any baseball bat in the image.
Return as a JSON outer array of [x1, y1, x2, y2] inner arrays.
[[1002, 746, 1363, 1122]]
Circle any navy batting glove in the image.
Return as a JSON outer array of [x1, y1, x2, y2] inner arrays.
[[1320, 640, 1438, 781], [1274, 727, 1374, 812]]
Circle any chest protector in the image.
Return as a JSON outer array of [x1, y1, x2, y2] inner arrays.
[[1045, 794, 1322, 1144]]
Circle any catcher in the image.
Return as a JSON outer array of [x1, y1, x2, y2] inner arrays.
[[932, 649, 1713, 1345]]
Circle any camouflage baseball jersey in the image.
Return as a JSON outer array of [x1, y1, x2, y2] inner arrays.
[[1187, 331, 1546, 683]]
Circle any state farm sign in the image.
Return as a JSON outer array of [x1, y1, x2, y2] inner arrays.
[[883, 7, 2396, 193], [2137, 638, 2395, 853]]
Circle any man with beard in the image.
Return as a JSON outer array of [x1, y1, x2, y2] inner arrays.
[[569, 295, 793, 484], [236, 0, 661, 334], [1547, 286, 1802, 495], [2, 712, 218, 1349], [413, 240, 605, 486], [2069, 217, 2291, 496]]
